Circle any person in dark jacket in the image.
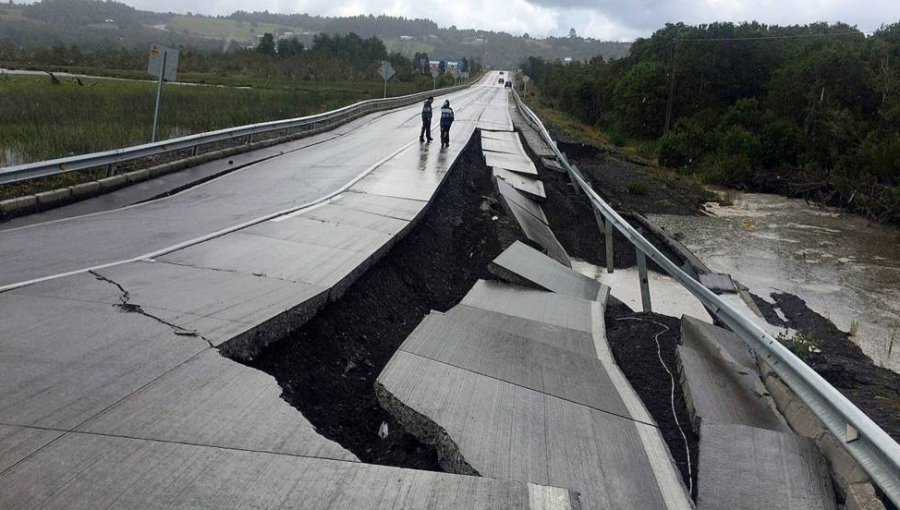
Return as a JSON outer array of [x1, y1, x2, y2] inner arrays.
[[419, 97, 433, 142], [439, 100, 454, 147]]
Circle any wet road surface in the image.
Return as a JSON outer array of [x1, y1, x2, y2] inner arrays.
[[0, 77, 507, 290]]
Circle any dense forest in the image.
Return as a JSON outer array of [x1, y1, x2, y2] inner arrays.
[[523, 22, 900, 223]]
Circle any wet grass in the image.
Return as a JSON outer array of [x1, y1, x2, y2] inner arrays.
[[0, 73, 432, 167]]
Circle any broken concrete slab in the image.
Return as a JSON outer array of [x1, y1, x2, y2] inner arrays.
[[399, 312, 631, 416], [678, 316, 787, 432], [681, 315, 756, 370], [461, 280, 593, 333], [441, 305, 597, 358], [492, 167, 546, 201], [78, 349, 357, 462], [496, 180, 571, 267], [0, 432, 581, 509], [377, 350, 691, 510], [480, 129, 519, 142], [489, 241, 608, 302], [540, 157, 565, 172], [484, 152, 538, 176], [697, 423, 836, 510], [698, 272, 736, 294], [496, 177, 548, 224], [482, 137, 523, 155]]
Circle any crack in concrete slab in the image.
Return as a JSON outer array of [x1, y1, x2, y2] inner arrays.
[[88, 270, 214, 348]]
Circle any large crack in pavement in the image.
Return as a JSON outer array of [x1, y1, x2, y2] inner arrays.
[[88, 270, 214, 348]]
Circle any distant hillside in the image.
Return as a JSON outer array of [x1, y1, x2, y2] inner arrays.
[[0, 0, 630, 66], [0, 0, 221, 51]]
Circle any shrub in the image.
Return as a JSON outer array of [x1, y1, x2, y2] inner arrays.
[[776, 330, 822, 359], [627, 181, 649, 194]]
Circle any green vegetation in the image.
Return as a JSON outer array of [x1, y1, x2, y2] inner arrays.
[[521, 22, 900, 223], [0, 14, 482, 168], [167, 15, 283, 43], [627, 181, 649, 195], [776, 330, 822, 359], [0, 73, 438, 166]]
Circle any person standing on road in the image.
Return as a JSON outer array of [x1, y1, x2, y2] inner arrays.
[[439, 99, 454, 147], [419, 96, 434, 142]]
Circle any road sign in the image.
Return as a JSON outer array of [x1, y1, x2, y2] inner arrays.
[[378, 62, 395, 98], [148, 44, 179, 143], [378, 62, 395, 81], [430, 68, 439, 78], [147, 44, 179, 82]]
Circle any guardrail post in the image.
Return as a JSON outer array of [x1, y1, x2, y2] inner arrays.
[[592, 204, 605, 235], [605, 218, 615, 274], [190, 146, 198, 157], [566, 158, 582, 196], [105, 163, 115, 177], [246, 134, 253, 145], [636, 247, 652, 312]]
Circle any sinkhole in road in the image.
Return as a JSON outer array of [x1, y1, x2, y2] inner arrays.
[[227, 133, 522, 470]]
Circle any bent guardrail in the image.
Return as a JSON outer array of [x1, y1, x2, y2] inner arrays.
[[0, 83, 472, 185], [511, 89, 900, 506]]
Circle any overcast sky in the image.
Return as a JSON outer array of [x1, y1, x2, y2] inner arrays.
[[122, 0, 899, 41]]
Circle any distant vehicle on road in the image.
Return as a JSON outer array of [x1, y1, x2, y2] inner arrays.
[[499, 71, 504, 74], [504, 81, 512, 88], [498, 78, 504, 84]]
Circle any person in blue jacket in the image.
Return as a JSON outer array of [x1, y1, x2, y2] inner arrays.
[[439, 100, 454, 147], [419, 97, 433, 142]]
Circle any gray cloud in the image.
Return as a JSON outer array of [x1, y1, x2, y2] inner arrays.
[[119, 0, 899, 40]]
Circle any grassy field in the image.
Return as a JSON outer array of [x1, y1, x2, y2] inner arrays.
[[167, 15, 289, 44], [0, 73, 436, 167]]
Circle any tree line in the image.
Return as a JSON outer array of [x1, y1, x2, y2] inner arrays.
[[522, 22, 900, 223], [0, 30, 480, 83]]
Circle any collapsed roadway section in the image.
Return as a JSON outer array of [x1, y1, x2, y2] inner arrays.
[[0, 71, 861, 508]]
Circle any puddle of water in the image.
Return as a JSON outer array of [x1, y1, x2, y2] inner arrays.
[[650, 191, 900, 373]]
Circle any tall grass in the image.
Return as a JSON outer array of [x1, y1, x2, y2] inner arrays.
[[0, 74, 433, 166]]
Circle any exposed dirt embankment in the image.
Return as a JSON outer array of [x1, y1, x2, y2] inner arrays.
[[229, 135, 521, 469]]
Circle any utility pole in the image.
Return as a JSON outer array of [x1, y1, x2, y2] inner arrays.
[[663, 40, 678, 135], [151, 50, 167, 143]]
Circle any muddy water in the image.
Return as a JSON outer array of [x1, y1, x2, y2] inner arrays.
[[649, 190, 900, 373]]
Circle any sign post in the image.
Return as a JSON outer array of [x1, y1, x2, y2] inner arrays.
[[147, 44, 179, 143], [523, 75, 530, 97], [431, 68, 439, 90], [378, 62, 395, 99]]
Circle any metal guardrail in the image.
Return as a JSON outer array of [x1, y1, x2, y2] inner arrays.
[[511, 89, 900, 506], [0, 83, 472, 185]]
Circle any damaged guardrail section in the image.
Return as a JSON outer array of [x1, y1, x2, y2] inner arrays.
[[0, 84, 470, 185], [511, 89, 900, 506]]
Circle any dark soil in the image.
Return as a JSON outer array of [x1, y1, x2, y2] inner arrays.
[[230, 134, 522, 470], [754, 292, 900, 443], [532, 143, 687, 273], [556, 141, 714, 216], [605, 297, 700, 498]]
